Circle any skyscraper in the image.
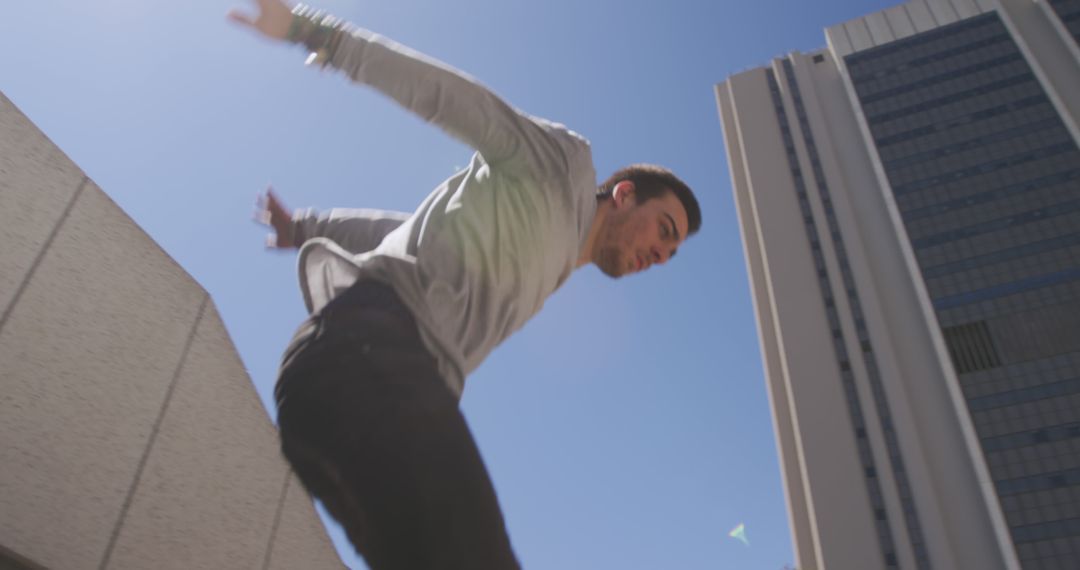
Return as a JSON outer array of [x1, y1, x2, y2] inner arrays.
[[715, 1, 1080, 569]]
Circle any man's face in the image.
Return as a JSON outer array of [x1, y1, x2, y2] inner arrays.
[[595, 182, 689, 278]]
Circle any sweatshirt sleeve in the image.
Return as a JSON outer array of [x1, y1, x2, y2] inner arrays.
[[291, 207, 410, 254], [325, 25, 571, 179]]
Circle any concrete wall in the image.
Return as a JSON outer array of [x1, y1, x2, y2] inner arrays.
[[0, 92, 343, 570]]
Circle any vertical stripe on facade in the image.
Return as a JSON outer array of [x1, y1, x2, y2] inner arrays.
[[780, 57, 933, 570], [765, 67, 903, 570]]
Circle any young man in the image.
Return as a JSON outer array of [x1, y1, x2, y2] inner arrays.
[[231, 1, 701, 568]]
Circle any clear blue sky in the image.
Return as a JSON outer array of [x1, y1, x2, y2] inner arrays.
[[2, 1, 897, 568]]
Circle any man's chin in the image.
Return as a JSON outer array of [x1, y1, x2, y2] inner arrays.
[[597, 263, 628, 279], [596, 250, 629, 278]]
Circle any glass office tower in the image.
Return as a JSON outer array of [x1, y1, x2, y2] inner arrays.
[[716, 1, 1080, 568]]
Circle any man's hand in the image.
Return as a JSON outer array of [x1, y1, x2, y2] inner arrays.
[[227, 0, 293, 41], [255, 188, 297, 249]]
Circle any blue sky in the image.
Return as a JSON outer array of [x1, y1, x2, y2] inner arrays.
[[2, 1, 898, 568]]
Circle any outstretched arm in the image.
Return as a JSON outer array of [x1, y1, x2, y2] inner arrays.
[[229, 0, 574, 178], [256, 189, 408, 253]]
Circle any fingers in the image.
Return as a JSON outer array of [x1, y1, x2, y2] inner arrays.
[[228, 0, 292, 40], [267, 200, 289, 221], [263, 187, 292, 221], [226, 9, 256, 28], [253, 185, 297, 249], [265, 187, 287, 211], [254, 192, 268, 224]]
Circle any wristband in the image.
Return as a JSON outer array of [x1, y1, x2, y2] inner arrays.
[[288, 4, 345, 68]]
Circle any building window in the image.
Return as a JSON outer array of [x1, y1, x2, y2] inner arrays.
[[942, 321, 1002, 373]]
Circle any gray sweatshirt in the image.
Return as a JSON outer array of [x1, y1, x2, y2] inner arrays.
[[293, 24, 598, 396]]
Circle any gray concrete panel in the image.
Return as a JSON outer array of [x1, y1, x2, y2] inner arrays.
[[845, 19, 876, 51], [826, 25, 855, 59], [975, 0, 998, 13], [266, 477, 346, 570], [866, 12, 898, 45], [0, 182, 207, 570], [0, 93, 84, 314], [885, 5, 918, 39], [928, 0, 962, 25], [907, 0, 941, 32], [104, 305, 289, 570], [951, 0, 982, 18]]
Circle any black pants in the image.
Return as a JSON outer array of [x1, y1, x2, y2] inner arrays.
[[275, 280, 520, 570]]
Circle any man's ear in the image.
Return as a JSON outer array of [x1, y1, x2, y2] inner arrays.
[[612, 180, 636, 209]]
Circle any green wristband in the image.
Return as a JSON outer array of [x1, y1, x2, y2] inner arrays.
[[288, 4, 344, 67]]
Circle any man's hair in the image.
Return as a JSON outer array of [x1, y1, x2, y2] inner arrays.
[[597, 164, 702, 236]]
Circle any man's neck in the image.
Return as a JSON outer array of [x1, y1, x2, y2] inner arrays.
[[577, 200, 610, 268]]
